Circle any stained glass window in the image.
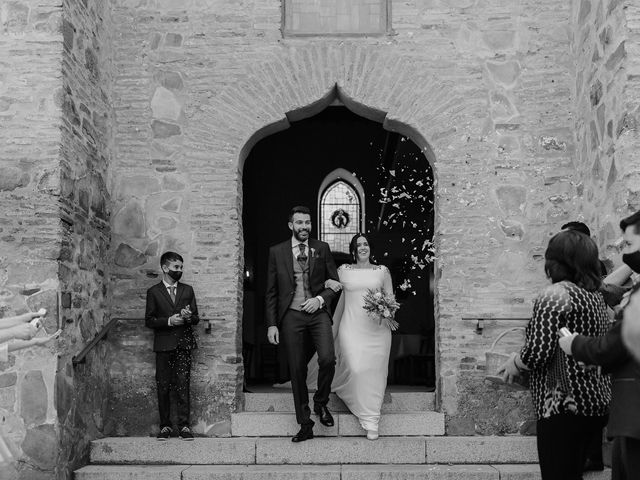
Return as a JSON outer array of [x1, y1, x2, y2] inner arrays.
[[320, 181, 361, 254]]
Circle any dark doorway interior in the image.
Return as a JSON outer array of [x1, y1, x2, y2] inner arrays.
[[242, 107, 435, 389]]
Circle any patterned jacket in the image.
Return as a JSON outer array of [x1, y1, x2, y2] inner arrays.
[[520, 281, 611, 419]]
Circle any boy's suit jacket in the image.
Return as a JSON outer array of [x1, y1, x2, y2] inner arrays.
[[145, 281, 200, 352], [265, 238, 339, 328]]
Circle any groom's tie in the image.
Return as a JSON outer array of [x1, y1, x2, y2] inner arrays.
[[297, 244, 310, 297], [297, 243, 307, 262]]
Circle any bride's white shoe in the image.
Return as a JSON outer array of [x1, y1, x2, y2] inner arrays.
[[366, 430, 379, 440]]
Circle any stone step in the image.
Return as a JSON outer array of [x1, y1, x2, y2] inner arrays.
[[231, 411, 445, 436], [89, 436, 540, 465], [74, 464, 613, 480], [243, 391, 436, 413], [90, 438, 257, 465]]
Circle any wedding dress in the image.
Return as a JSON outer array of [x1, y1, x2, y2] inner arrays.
[[302, 264, 393, 434]]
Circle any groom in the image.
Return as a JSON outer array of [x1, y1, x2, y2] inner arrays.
[[265, 206, 340, 442]]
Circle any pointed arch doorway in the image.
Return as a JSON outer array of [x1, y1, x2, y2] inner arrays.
[[242, 106, 435, 390]]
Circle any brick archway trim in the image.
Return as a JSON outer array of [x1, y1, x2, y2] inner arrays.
[[203, 44, 481, 172]]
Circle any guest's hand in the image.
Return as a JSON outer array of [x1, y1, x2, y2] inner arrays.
[[301, 297, 320, 314], [267, 326, 279, 345], [11, 322, 38, 340], [26, 308, 47, 322], [169, 314, 184, 326], [558, 333, 577, 355], [325, 279, 342, 292], [180, 306, 192, 320], [496, 353, 521, 384], [31, 329, 62, 346]]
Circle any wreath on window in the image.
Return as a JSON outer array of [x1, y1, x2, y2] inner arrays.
[[331, 209, 350, 229]]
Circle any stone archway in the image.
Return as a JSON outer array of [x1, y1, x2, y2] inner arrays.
[[201, 45, 487, 415]]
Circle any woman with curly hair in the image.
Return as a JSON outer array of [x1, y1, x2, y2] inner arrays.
[[498, 229, 611, 480]]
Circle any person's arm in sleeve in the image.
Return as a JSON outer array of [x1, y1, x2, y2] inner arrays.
[[316, 244, 339, 308], [145, 289, 171, 330], [600, 283, 628, 309], [623, 287, 640, 361], [569, 320, 629, 370], [520, 283, 572, 370], [604, 264, 633, 287], [265, 247, 279, 328]]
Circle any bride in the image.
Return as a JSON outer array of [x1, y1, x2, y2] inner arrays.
[[299, 233, 394, 440]]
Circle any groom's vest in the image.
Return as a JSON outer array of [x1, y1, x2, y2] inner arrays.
[[290, 255, 312, 311]]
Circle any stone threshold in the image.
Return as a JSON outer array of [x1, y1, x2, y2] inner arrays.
[[90, 436, 540, 465], [76, 464, 612, 480]]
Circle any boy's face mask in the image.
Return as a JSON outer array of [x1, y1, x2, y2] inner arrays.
[[166, 269, 182, 281]]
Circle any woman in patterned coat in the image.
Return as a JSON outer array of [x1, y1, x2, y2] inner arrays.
[[498, 230, 611, 480]]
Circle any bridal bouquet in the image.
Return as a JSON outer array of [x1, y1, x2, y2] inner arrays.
[[363, 288, 400, 331]]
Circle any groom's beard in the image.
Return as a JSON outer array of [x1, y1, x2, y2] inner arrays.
[[293, 229, 310, 242]]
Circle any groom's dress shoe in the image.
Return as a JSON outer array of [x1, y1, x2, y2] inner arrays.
[[314, 405, 334, 427], [292, 425, 314, 443]]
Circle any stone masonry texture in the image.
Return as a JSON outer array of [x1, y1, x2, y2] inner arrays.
[[0, 0, 639, 478], [1, 1, 66, 479], [1, 0, 115, 478]]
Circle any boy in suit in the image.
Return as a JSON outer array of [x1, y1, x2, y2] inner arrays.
[[145, 251, 199, 440]]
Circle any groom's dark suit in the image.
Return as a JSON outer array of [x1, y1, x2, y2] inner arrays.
[[266, 238, 339, 426], [145, 281, 199, 429]]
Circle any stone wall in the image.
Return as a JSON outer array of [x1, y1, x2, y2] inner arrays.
[[3, 0, 639, 476], [571, 0, 640, 256], [57, 0, 115, 477], [0, 0, 114, 478], [0, 1, 65, 478], [104, 0, 593, 436]]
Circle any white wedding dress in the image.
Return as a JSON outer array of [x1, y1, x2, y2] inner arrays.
[[304, 264, 393, 433]]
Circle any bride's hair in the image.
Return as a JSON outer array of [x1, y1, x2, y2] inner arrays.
[[348, 233, 377, 264]]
